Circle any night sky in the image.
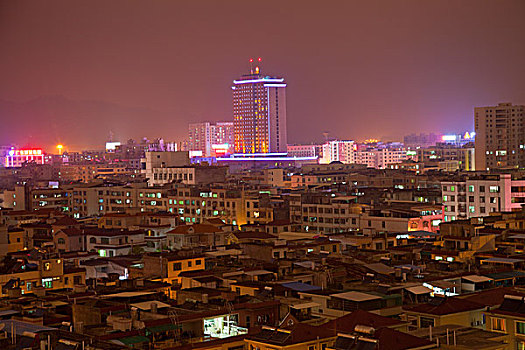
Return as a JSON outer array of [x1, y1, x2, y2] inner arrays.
[[1, 0, 524, 151]]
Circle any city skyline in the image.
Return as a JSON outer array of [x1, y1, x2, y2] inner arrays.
[[1, 0, 525, 150], [1, 1, 525, 346]]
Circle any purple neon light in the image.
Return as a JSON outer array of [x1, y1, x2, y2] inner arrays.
[[233, 78, 285, 85], [217, 156, 318, 161]]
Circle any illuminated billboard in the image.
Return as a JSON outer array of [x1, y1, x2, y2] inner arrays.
[[105, 142, 121, 152], [4, 148, 45, 167]]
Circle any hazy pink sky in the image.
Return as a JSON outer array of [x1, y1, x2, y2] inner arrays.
[[1, 0, 524, 151]]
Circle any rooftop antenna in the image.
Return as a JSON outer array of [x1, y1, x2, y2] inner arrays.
[[255, 57, 262, 74], [249, 58, 254, 74]]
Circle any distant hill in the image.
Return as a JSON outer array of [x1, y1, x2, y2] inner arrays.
[[0, 95, 177, 150]]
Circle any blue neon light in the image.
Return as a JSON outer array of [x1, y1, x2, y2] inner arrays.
[[263, 84, 287, 87], [232, 152, 288, 157]]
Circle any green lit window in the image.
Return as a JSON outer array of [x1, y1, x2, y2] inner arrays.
[[517, 322, 525, 335]]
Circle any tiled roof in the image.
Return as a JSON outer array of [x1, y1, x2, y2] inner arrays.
[[460, 286, 525, 307], [205, 218, 226, 225], [248, 324, 336, 346], [53, 216, 79, 226], [403, 296, 485, 315], [232, 231, 276, 240], [266, 219, 291, 226], [60, 228, 83, 236], [326, 309, 404, 333], [83, 228, 145, 237], [167, 224, 222, 234], [373, 327, 433, 350]]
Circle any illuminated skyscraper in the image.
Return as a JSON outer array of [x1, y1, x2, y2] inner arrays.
[[232, 60, 287, 154]]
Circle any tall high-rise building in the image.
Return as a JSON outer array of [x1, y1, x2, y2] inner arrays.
[[188, 121, 234, 157], [232, 64, 287, 154], [474, 102, 525, 170]]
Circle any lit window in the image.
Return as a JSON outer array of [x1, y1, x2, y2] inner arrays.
[[492, 318, 506, 332]]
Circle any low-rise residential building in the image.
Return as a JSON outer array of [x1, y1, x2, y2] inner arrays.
[[402, 296, 486, 330], [485, 295, 525, 350], [84, 228, 146, 257]]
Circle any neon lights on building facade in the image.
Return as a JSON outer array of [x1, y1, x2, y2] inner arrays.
[[232, 62, 288, 154], [4, 148, 45, 167]]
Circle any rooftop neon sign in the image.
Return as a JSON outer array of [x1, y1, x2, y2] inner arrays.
[[9, 149, 43, 156], [233, 77, 285, 85]]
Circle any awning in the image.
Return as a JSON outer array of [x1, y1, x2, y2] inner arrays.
[[103, 291, 157, 298], [244, 270, 274, 276], [481, 257, 524, 264], [484, 271, 525, 280], [114, 335, 150, 345], [205, 249, 242, 257], [0, 310, 19, 317], [290, 302, 320, 310], [280, 282, 322, 292], [147, 323, 181, 333], [56, 340, 79, 350], [365, 263, 395, 275], [431, 280, 458, 290], [330, 291, 382, 302], [46, 300, 69, 307], [405, 286, 432, 295], [130, 301, 171, 311], [462, 275, 493, 283]]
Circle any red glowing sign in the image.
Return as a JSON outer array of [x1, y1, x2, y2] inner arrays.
[[12, 149, 43, 156], [5, 148, 45, 167]]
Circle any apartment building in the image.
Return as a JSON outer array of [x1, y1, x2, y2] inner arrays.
[[475, 102, 525, 170], [164, 182, 281, 227], [68, 182, 172, 217], [442, 173, 525, 221], [417, 145, 475, 171], [289, 192, 442, 234], [320, 140, 356, 164], [149, 165, 227, 186]]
